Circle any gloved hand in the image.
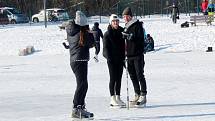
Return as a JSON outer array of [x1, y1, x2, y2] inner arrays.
[[62, 42, 69, 49]]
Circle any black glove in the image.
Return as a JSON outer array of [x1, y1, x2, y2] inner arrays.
[[62, 42, 69, 49], [176, 16, 180, 19]]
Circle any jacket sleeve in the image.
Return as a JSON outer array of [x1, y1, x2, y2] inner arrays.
[[135, 22, 145, 48], [87, 32, 95, 48], [66, 20, 80, 36], [102, 32, 112, 60], [66, 20, 75, 36], [99, 29, 104, 39]]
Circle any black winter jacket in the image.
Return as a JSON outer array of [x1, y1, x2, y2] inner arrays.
[[124, 19, 145, 58], [91, 26, 103, 42], [103, 25, 125, 62], [66, 20, 94, 62]]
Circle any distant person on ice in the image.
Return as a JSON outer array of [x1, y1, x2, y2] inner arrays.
[[91, 22, 103, 62], [122, 7, 147, 107], [207, 1, 215, 16], [201, 0, 209, 15], [171, 2, 180, 23], [144, 34, 155, 52], [66, 11, 94, 119], [142, 22, 155, 52], [102, 14, 125, 108]]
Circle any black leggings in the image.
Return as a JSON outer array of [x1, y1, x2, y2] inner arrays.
[[71, 61, 88, 108], [107, 60, 124, 96], [95, 42, 100, 55]]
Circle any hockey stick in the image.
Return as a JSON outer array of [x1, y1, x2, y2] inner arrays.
[[125, 56, 130, 110], [124, 38, 130, 110]]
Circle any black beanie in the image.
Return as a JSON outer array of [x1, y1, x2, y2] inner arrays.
[[122, 7, 132, 16], [94, 22, 99, 27]]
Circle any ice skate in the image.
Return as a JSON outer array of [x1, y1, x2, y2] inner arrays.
[[116, 95, 126, 108], [71, 105, 94, 120], [135, 95, 147, 108], [129, 94, 139, 107], [110, 95, 122, 108]]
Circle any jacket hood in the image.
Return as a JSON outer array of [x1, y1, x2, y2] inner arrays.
[[75, 11, 88, 26], [66, 20, 80, 36], [124, 19, 138, 31]]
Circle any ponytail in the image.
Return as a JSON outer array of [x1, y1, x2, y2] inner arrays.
[[79, 25, 89, 46]]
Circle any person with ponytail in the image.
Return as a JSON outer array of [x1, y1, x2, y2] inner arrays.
[[66, 11, 94, 119]]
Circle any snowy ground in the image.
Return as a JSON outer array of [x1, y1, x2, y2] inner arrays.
[[1, 14, 215, 121]]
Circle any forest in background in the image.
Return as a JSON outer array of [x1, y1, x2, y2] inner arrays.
[[0, 0, 202, 18]]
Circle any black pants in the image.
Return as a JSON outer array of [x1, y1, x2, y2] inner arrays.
[[107, 60, 124, 96], [71, 61, 88, 108], [95, 42, 100, 55], [127, 55, 147, 95]]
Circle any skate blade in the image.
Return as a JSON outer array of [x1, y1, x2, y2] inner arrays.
[[128, 104, 136, 108], [109, 105, 126, 109], [71, 117, 94, 121], [134, 103, 147, 108], [129, 101, 138, 108], [129, 101, 137, 106]]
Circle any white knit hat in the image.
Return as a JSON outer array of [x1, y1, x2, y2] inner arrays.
[[75, 11, 88, 26], [109, 14, 119, 24]]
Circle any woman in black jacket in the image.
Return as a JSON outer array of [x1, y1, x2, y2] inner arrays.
[[66, 11, 94, 119], [103, 14, 125, 107]]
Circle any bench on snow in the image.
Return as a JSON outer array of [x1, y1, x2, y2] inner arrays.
[[190, 15, 213, 26]]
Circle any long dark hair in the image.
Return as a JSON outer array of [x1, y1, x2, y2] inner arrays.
[[79, 25, 89, 46]]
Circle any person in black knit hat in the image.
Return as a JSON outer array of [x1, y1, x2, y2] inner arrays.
[[122, 7, 147, 107], [122, 7, 133, 17]]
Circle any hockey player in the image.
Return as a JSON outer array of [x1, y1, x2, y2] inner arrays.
[[122, 7, 147, 107]]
